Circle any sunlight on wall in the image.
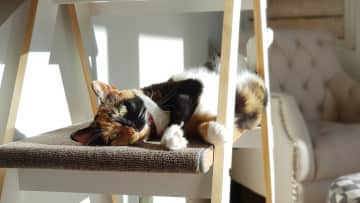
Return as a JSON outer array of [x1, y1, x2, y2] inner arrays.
[[79, 197, 90, 203], [138, 34, 184, 87], [94, 25, 109, 83], [0, 64, 4, 87], [16, 52, 71, 137]]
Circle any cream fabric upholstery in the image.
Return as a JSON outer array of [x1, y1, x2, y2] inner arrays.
[[308, 122, 360, 180], [245, 29, 360, 203], [271, 93, 315, 181], [327, 72, 360, 123], [268, 30, 341, 121]]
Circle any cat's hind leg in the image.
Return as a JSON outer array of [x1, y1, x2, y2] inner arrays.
[[198, 121, 228, 145]]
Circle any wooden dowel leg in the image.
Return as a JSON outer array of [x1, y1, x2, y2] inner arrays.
[[253, 0, 273, 203], [0, 0, 39, 198], [67, 4, 97, 114], [112, 195, 120, 203], [211, 0, 241, 203]]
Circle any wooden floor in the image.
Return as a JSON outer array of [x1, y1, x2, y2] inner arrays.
[[230, 181, 265, 203]]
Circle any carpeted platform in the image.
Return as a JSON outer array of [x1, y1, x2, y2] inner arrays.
[[0, 122, 213, 173]]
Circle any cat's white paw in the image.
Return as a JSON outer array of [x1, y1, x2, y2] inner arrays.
[[161, 124, 188, 150], [207, 121, 229, 144]]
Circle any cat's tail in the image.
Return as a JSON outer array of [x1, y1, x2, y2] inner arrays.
[[235, 71, 268, 130]]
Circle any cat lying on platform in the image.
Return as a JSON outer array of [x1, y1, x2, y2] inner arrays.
[[71, 68, 267, 150]]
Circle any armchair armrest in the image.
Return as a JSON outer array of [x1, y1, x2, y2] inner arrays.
[[271, 93, 315, 181]]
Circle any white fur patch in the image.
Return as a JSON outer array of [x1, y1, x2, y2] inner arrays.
[[171, 68, 262, 117], [136, 93, 170, 135], [206, 121, 228, 144], [171, 67, 263, 119], [160, 124, 188, 150]]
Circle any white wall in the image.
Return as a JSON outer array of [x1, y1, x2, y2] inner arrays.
[[14, 4, 93, 137], [0, 3, 93, 139], [90, 12, 222, 88]]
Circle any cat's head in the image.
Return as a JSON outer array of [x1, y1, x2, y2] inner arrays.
[[71, 81, 150, 146]]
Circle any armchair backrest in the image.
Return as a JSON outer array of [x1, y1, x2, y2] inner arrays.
[[249, 30, 343, 121]]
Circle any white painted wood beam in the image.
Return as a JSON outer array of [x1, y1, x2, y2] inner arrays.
[[52, 0, 253, 13], [253, 0, 274, 203], [19, 169, 212, 198]]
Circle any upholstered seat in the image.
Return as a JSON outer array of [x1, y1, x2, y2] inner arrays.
[[0, 122, 213, 173], [308, 122, 360, 180]]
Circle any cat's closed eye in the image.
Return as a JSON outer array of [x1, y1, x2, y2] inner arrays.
[[118, 105, 127, 117]]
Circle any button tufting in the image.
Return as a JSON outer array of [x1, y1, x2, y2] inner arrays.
[[349, 86, 356, 97], [303, 81, 309, 90], [295, 39, 301, 48], [310, 58, 317, 68], [298, 105, 304, 113], [279, 83, 286, 92], [317, 39, 324, 47], [287, 59, 293, 70], [317, 103, 323, 113]]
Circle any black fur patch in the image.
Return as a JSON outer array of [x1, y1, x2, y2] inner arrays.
[[115, 96, 146, 131], [235, 93, 246, 115], [142, 79, 203, 126]]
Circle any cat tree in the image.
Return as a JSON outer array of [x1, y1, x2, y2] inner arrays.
[[0, 0, 272, 203]]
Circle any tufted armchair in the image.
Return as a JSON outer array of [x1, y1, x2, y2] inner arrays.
[[248, 29, 360, 203]]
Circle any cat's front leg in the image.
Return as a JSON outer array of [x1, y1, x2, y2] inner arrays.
[[160, 124, 188, 150]]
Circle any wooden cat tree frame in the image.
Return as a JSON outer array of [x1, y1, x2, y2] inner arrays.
[[0, 0, 272, 203]]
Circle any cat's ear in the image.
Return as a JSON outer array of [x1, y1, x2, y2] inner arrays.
[[91, 81, 115, 103], [71, 126, 103, 145], [204, 40, 221, 72], [208, 40, 220, 59]]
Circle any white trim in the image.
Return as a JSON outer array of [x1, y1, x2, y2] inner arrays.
[[52, 0, 253, 13]]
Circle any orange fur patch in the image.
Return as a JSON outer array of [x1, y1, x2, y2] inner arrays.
[[184, 113, 216, 139]]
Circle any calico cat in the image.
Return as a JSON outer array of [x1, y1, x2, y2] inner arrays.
[[71, 66, 267, 150]]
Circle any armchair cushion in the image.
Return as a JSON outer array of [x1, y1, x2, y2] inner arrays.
[[307, 122, 360, 180]]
